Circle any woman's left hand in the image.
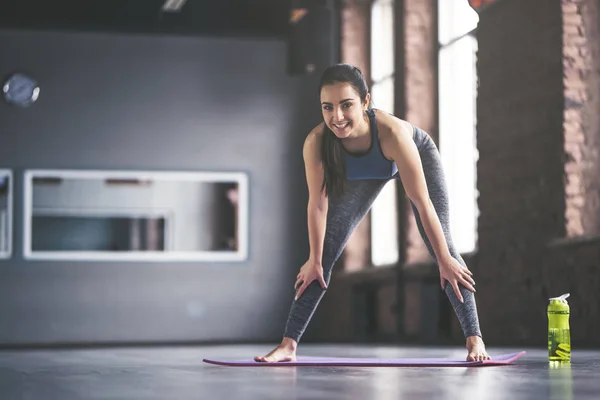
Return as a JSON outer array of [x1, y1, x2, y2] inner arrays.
[[438, 256, 476, 303]]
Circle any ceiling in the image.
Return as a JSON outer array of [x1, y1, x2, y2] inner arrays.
[[0, 0, 292, 38]]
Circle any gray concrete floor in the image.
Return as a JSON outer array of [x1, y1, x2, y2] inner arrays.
[[0, 344, 597, 399]]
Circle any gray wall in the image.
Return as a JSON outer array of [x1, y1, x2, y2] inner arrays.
[[0, 29, 320, 345]]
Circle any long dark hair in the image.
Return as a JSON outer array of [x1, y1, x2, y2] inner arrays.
[[319, 64, 370, 198]]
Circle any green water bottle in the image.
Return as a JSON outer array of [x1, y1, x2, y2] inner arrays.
[[547, 293, 571, 363]]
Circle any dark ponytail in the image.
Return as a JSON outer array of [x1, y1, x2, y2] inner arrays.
[[320, 125, 346, 198], [318, 64, 370, 199]]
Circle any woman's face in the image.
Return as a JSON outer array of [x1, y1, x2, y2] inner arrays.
[[320, 82, 369, 138]]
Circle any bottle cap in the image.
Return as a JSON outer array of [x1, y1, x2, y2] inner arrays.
[[549, 293, 570, 304]]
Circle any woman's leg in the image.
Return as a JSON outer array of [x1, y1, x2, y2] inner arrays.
[[409, 134, 482, 339], [283, 178, 389, 342]]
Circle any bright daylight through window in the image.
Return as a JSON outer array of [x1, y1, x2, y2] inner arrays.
[[370, 0, 398, 266], [370, 0, 480, 265], [438, 0, 479, 254]]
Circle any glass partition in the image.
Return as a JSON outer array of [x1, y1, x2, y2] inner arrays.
[[23, 169, 248, 262], [0, 170, 12, 259]]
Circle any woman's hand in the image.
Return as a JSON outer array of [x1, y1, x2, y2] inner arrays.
[[439, 256, 476, 303], [294, 260, 327, 301]]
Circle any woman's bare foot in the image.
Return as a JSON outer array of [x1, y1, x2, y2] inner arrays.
[[466, 335, 492, 361], [254, 338, 297, 363]]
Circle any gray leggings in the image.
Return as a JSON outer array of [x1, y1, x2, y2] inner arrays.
[[283, 127, 482, 342]]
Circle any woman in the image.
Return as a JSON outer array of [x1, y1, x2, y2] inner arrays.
[[255, 63, 491, 363]]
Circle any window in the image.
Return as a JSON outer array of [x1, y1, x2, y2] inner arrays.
[[438, 0, 479, 253], [0, 170, 12, 259], [370, 0, 399, 266], [23, 169, 248, 262]]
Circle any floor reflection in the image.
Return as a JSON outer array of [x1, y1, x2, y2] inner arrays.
[[0, 345, 597, 400]]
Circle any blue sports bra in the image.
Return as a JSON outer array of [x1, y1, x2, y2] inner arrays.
[[343, 109, 399, 180]]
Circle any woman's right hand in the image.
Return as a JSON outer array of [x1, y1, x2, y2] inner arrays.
[[294, 259, 327, 301]]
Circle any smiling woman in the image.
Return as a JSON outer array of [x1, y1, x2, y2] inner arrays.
[[318, 66, 377, 198], [254, 63, 491, 364]]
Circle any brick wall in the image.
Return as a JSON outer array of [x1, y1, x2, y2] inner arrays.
[[339, 0, 373, 272], [476, 0, 600, 346], [563, 0, 600, 237], [548, 0, 600, 347], [403, 0, 438, 265], [476, 0, 565, 345]]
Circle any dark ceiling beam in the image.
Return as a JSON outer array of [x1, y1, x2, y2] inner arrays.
[[0, 0, 290, 38]]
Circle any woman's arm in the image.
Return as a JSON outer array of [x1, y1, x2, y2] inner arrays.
[[385, 122, 475, 301], [303, 129, 329, 266], [294, 129, 330, 300], [385, 124, 449, 261]]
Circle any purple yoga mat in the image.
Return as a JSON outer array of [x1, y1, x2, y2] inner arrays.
[[203, 351, 526, 367]]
